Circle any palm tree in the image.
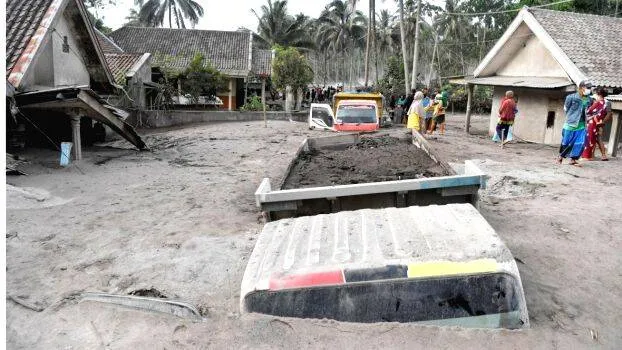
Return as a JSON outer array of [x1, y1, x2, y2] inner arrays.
[[137, 0, 204, 29], [316, 0, 366, 86], [434, 0, 471, 75], [252, 0, 314, 50]]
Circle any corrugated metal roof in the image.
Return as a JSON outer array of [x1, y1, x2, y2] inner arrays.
[[607, 94, 622, 102], [241, 204, 518, 297], [467, 76, 572, 89]]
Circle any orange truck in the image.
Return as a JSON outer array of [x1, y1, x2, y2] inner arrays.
[[309, 92, 386, 132]]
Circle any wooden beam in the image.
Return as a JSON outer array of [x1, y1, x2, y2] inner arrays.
[[77, 90, 145, 149], [608, 111, 621, 157], [465, 83, 474, 134]]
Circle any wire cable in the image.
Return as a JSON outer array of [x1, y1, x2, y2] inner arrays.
[[15, 108, 86, 175], [444, 0, 574, 16]]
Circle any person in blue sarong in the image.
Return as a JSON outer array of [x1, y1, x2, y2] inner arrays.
[[558, 81, 592, 166]]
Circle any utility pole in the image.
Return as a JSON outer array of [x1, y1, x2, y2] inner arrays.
[[410, 0, 422, 91]]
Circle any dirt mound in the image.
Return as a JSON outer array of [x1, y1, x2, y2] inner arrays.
[[283, 136, 449, 189]]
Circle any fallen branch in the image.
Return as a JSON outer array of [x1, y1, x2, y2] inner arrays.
[[8, 295, 45, 312]]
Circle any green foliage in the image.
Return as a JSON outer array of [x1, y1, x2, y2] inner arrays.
[[445, 84, 493, 113], [377, 55, 406, 95], [181, 54, 229, 102], [272, 46, 314, 90], [240, 95, 265, 111], [86, 10, 113, 34]]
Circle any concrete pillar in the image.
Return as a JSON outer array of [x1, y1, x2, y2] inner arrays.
[[70, 115, 82, 161], [228, 79, 234, 111], [465, 83, 474, 134], [608, 111, 621, 157]]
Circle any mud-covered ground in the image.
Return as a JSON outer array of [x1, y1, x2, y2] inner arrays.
[[282, 135, 448, 189], [5, 116, 622, 349]]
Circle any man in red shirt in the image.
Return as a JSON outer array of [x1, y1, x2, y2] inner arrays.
[[496, 90, 517, 145]]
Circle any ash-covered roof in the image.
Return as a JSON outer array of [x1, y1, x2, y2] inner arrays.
[[6, 0, 56, 78], [109, 27, 252, 77], [529, 9, 622, 88], [252, 49, 272, 76], [94, 28, 124, 54], [104, 53, 145, 84]]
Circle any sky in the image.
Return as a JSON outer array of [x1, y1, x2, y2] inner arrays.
[[97, 0, 446, 32]]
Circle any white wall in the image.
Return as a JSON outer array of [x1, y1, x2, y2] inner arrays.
[[20, 10, 90, 90], [490, 87, 568, 144], [497, 36, 567, 78], [52, 13, 90, 87]]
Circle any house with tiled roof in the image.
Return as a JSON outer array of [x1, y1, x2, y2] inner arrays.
[[108, 26, 272, 110], [6, 0, 145, 159], [465, 7, 622, 154]]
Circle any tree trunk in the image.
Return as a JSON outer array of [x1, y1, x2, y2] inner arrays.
[[372, 0, 379, 84], [437, 43, 442, 88], [285, 85, 293, 113], [168, 1, 172, 28], [364, 0, 372, 86], [296, 87, 303, 111], [428, 33, 438, 88], [398, 0, 410, 94], [410, 0, 422, 91]]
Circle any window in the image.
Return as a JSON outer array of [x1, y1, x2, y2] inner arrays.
[[546, 111, 555, 128]]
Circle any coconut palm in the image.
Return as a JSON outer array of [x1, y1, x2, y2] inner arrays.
[[252, 0, 314, 50], [316, 0, 367, 85], [137, 0, 204, 29]]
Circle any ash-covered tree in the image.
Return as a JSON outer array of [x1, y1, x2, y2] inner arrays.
[[272, 46, 314, 112], [180, 53, 229, 103]]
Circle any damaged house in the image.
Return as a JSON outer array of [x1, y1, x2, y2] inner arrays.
[[465, 7, 622, 156], [107, 26, 273, 111], [6, 0, 146, 160]]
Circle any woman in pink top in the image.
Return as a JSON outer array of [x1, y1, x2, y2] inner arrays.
[[581, 87, 611, 161]]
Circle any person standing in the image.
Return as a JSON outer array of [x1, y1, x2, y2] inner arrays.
[[422, 91, 433, 132], [496, 91, 517, 145], [558, 81, 592, 166], [407, 91, 425, 135], [427, 93, 447, 135], [403, 90, 415, 124], [581, 87, 611, 161]]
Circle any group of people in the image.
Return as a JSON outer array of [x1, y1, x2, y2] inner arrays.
[[389, 88, 449, 137], [558, 81, 613, 164], [492, 81, 613, 164], [308, 86, 341, 103]]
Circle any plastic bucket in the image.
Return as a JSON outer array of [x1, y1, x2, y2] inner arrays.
[[60, 142, 73, 166]]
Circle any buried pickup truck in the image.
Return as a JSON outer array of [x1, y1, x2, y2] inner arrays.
[[241, 133, 529, 329], [309, 92, 389, 132], [240, 204, 529, 328]]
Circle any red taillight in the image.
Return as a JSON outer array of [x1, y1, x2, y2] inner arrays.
[[269, 270, 345, 290]]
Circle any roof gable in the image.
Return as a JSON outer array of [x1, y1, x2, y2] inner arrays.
[[6, 0, 61, 80], [109, 27, 252, 77], [474, 7, 622, 88], [6, 0, 116, 92], [104, 53, 149, 84]]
